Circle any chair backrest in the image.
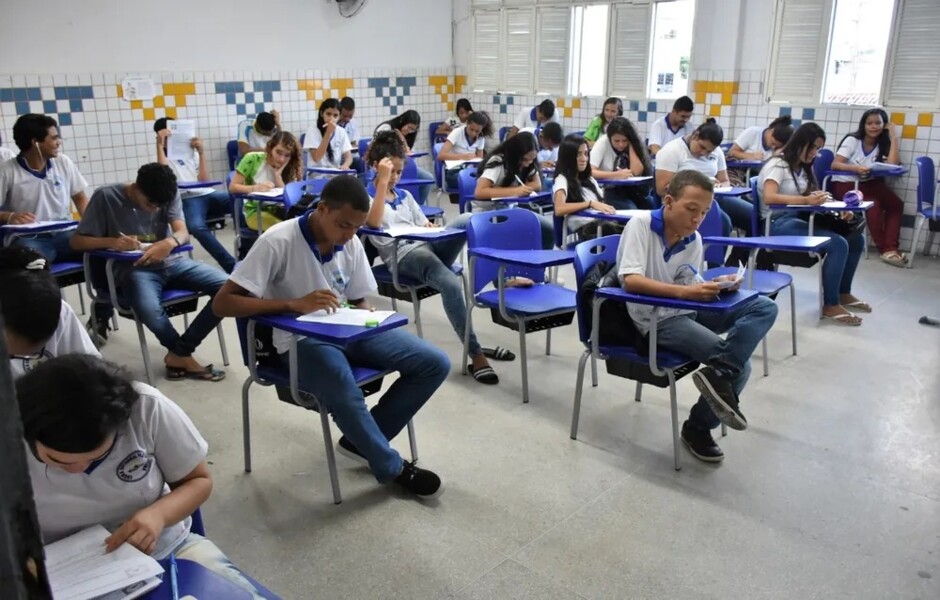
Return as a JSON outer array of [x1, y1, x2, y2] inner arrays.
[[226, 140, 239, 171], [457, 168, 478, 213], [699, 199, 728, 266], [749, 175, 762, 235], [574, 235, 620, 344], [498, 126, 510, 142], [299, 132, 307, 169], [813, 148, 834, 191], [358, 138, 370, 159], [432, 141, 445, 188], [429, 121, 445, 147], [284, 180, 327, 212], [915, 156, 937, 213], [466, 209, 545, 294]]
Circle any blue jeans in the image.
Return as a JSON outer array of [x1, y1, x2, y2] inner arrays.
[[123, 258, 228, 357], [716, 196, 755, 235], [397, 237, 481, 356], [288, 328, 450, 482], [183, 191, 236, 273], [655, 296, 778, 431], [12, 229, 81, 262], [771, 215, 864, 306]]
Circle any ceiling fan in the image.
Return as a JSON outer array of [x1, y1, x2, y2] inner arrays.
[[336, 0, 367, 18]]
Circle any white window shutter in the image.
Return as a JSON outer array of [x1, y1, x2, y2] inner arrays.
[[535, 7, 571, 95], [504, 9, 536, 93], [472, 12, 502, 92], [607, 2, 653, 98], [472, 0, 502, 8], [765, 0, 834, 104], [882, 0, 940, 108]]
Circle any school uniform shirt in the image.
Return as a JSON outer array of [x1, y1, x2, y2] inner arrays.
[[833, 136, 882, 183], [0, 154, 88, 221], [229, 214, 376, 354], [166, 151, 213, 199], [647, 116, 694, 151], [584, 116, 607, 142], [341, 119, 360, 144], [590, 134, 632, 172], [9, 300, 100, 379], [303, 125, 352, 169], [616, 209, 703, 335], [757, 157, 810, 221], [554, 174, 602, 232], [512, 105, 561, 131], [446, 125, 485, 156], [655, 137, 726, 179], [476, 160, 534, 213], [520, 127, 559, 163], [733, 126, 773, 160], [0, 146, 14, 162], [29, 382, 208, 559], [237, 121, 272, 150], [445, 114, 463, 128], [366, 185, 429, 267]]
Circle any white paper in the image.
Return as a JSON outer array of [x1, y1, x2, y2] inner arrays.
[[443, 158, 481, 170], [297, 307, 395, 326], [44, 525, 164, 600], [382, 225, 442, 237], [820, 200, 865, 209], [625, 175, 653, 182], [249, 188, 284, 198], [121, 77, 155, 102], [167, 119, 196, 161], [871, 162, 899, 172], [614, 209, 646, 218], [117, 242, 153, 255], [1, 220, 77, 230], [716, 263, 746, 289], [713, 185, 734, 192]]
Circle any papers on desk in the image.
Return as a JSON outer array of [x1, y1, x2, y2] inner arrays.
[[1, 220, 77, 230], [716, 263, 746, 289], [626, 175, 652, 182], [443, 158, 481, 170], [117, 242, 153, 254], [871, 162, 901, 173], [166, 119, 196, 161], [615, 209, 646, 218], [45, 525, 164, 600], [383, 225, 442, 237], [298, 307, 396, 326], [821, 201, 858, 209], [714, 185, 734, 192], [250, 188, 284, 198]]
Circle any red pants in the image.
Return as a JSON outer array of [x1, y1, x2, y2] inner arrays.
[[831, 179, 903, 253]]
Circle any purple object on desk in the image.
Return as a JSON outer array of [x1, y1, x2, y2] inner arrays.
[[598, 176, 653, 187], [256, 312, 408, 346], [408, 151, 429, 159], [178, 180, 223, 189], [596, 285, 758, 312], [469, 247, 576, 269]]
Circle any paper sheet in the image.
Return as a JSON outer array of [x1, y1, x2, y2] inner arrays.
[[167, 119, 196, 161], [443, 158, 481, 170], [713, 185, 734, 192], [614, 209, 646, 218], [382, 225, 442, 237], [249, 188, 284, 198], [872, 162, 900, 172], [717, 263, 746, 289], [1, 220, 77, 230], [44, 525, 164, 600], [297, 307, 395, 326]]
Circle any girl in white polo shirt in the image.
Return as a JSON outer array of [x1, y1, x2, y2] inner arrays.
[[589, 116, 654, 210], [437, 111, 492, 190], [303, 98, 353, 171], [553, 134, 618, 243]]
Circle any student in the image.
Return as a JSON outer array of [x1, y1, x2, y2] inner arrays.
[[509, 99, 559, 138], [213, 176, 448, 498], [473, 132, 554, 249], [236, 110, 280, 156], [831, 108, 905, 266], [552, 135, 618, 241], [759, 122, 867, 325], [648, 96, 695, 156], [375, 110, 434, 204], [17, 354, 268, 598], [365, 132, 513, 384], [1, 246, 99, 380], [0, 113, 89, 262], [303, 98, 353, 171], [229, 131, 303, 232], [154, 117, 236, 274], [617, 170, 778, 462], [71, 163, 229, 379], [0, 133, 13, 161], [338, 96, 364, 173], [438, 111, 492, 190], [583, 97, 623, 149], [436, 98, 474, 137], [589, 117, 654, 210], [522, 122, 563, 170], [729, 115, 794, 161]]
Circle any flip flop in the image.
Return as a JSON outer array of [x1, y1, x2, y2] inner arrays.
[[822, 312, 862, 326], [467, 364, 499, 384], [841, 300, 872, 313], [880, 252, 906, 268], [482, 346, 516, 361], [166, 364, 226, 382]]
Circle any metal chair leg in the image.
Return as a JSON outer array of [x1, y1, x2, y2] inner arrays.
[[668, 371, 681, 471], [518, 323, 529, 404], [545, 328, 552, 356], [319, 407, 342, 505], [721, 423, 727, 437], [790, 283, 797, 356], [407, 420, 418, 463], [242, 378, 253, 472], [634, 381, 643, 402], [590, 353, 598, 387], [216, 324, 230, 366], [461, 306, 473, 376], [135, 320, 153, 385], [183, 312, 190, 330], [570, 350, 589, 439], [77, 285, 86, 315], [413, 297, 423, 338], [761, 337, 769, 377]]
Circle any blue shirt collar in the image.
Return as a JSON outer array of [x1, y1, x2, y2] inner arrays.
[[530, 107, 538, 123], [365, 183, 405, 209], [297, 209, 344, 263], [16, 154, 52, 179], [650, 208, 696, 261], [665, 115, 682, 135]]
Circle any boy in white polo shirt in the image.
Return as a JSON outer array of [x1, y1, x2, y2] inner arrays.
[[237, 110, 280, 156], [647, 96, 695, 156], [616, 170, 777, 463], [16, 354, 268, 598], [0, 132, 14, 161], [213, 175, 449, 498], [0, 113, 89, 262], [509, 99, 560, 138]]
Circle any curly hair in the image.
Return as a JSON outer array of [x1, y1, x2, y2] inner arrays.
[[365, 130, 407, 166], [265, 131, 303, 183], [136, 162, 178, 207]]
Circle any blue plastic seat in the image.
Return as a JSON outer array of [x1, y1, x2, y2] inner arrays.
[[226, 140, 239, 171], [51, 260, 87, 314], [370, 260, 466, 338], [909, 156, 939, 268], [498, 126, 510, 142], [457, 168, 478, 214]]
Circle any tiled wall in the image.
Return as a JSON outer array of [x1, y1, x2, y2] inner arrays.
[[0, 68, 459, 189]]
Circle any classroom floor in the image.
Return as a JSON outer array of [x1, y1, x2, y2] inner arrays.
[[70, 205, 940, 600]]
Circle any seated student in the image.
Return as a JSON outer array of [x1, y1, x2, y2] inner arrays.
[[212, 176, 449, 498], [759, 122, 868, 326], [509, 99, 559, 138], [472, 131, 555, 249], [436, 98, 474, 137], [236, 110, 280, 156], [521, 121, 563, 170], [552, 135, 618, 242], [0, 132, 13, 161], [0, 113, 89, 262], [17, 354, 269, 598], [375, 110, 434, 204], [154, 117, 236, 274], [438, 111, 492, 191], [365, 132, 513, 384], [229, 131, 303, 232], [338, 96, 364, 173], [1, 246, 99, 379], [648, 96, 695, 156], [71, 163, 228, 380], [584, 97, 623, 149], [831, 108, 905, 267], [589, 116, 654, 210], [617, 170, 778, 462], [303, 98, 353, 171], [727, 115, 794, 186]]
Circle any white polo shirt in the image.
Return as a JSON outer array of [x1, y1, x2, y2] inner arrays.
[[303, 125, 352, 169], [520, 127, 558, 163], [617, 209, 703, 334], [476, 160, 539, 213], [0, 154, 88, 220], [590, 135, 630, 172], [648, 116, 694, 152], [446, 125, 485, 156], [167, 151, 213, 199], [29, 383, 207, 559], [366, 185, 430, 266], [237, 122, 272, 150], [655, 137, 726, 179], [229, 214, 376, 353], [833, 136, 882, 183], [733, 126, 772, 160], [554, 174, 602, 232], [342, 119, 360, 145], [513, 105, 560, 131], [758, 157, 810, 220], [0, 147, 14, 162], [9, 300, 100, 379]]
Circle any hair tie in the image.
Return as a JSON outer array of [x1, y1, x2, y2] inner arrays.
[[25, 258, 47, 270]]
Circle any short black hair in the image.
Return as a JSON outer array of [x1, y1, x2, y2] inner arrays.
[[340, 97, 355, 111], [539, 122, 563, 145], [667, 169, 714, 199], [538, 99, 556, 120], [319, 175, 371, 212], [365, 130, 407, 166], [153, 116, 175, 133], [136, 163, 178, 206], [12, 114, 58, 152], [673, 96, 694, 113], [17, 355, 139, 453], [0, 246, 60, 343], [255, 112, 276, 133]]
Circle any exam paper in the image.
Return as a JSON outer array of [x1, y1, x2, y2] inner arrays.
[[1, 220, 77, 230], [717, 263, 746, 289], [297, 307, 395, 326], [249, 188, 285, 198], [167, 120, 196, 161]]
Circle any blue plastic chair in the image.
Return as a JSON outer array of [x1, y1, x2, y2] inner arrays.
[[431, 141, 445, 190], [498, 126, 510, 142], [398, 157, 444, 223], [909, 156, 939, 268], [226, 140, 239, 171], [284, 179, 327, 207], [464, 210, 576, 403], [358, 138, 370, 158], [457, 168, 478, 214], [429, 120, 446, 146], [229, 170, 291, 259]]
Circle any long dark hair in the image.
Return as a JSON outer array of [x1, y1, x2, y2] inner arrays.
[[779, 122, 826, 194], [840, 108, 891, 161], [767, 115, 794, 146], [476, 131, 539, 186], [376, 109, 421, 149], [316, 98, 341, 163], [692, 118, 724, 146], [606, 117, 652, 176], [597, 97, 623, 126], [265, 131, 303, 184], [555, 135, 601, 204]]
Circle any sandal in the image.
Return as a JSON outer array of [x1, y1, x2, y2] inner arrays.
[[166, 364, 226, 382], [822, 311, 862, 326], [880, 251, 906, 268], [840, 299, 872, 313], [467, 364, 499, 384], [482, 346, 516, 361]]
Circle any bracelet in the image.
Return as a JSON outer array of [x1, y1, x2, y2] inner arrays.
[[171, 236, 181, 247]]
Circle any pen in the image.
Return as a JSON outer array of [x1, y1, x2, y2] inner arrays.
[[514, 175, 525, 186], [169, 553, 179, 600]]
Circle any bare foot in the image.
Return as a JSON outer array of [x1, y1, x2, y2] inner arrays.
[[471, 353, 491, 371], [505, 277, 535, 288], [164, 353, 208, 372]]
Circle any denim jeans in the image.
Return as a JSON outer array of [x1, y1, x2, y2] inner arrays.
[[656, 296, 778, 431], [123, 258, 227, 357], [12, 229, 81, 262], [182, 191, 236, 273], [771, 215, 864, 306], [397, 236, 481, 356], [716, 196, 755, 235], [288, 328, 450, 482], [170, 533, 267, 599]]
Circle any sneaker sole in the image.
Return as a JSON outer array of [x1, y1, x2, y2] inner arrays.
[[416, 482, 445, 500], [336, 443, 369, 467], [680, 434, 725, 463], [692, 372, 748, 431]]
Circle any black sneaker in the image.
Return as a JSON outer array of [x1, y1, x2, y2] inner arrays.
[[394, 461, 444, 499], [692, 366, 748, 431], [336, 437, 368, 467], [681, 421, 725, 463], [85, 317, 110, 348]]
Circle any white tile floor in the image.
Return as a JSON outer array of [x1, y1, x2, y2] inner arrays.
[[66, 207, 940, 599]]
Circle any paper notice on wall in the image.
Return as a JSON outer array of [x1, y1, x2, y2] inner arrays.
[[167, 120, 196, 160], [121, 77, 156, 101]]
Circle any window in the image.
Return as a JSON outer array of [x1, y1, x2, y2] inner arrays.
[[568, 4, 610, 97], [822, 0, 895, 105], [882, 0, 940, 108], [648, 0, 695, 99], [606, 2, 654, 97]]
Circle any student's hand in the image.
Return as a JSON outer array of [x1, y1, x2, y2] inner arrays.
[[134, 239, 173, 267], [615, 169, 634, 179], [324, 119, 337, 136], [886, 122, 897, 140], [105, 506, 165, 555], [745, 151, 764, 160], [806, 191, 829, 206], [288, 289, 342, 314], [156, 129, 170, 142], [540, 160, 555, 170], [112, 234, 141, 251], [253, 182, 275, 193], [839, 211, 855, 221], [591, 201, 617, 215], [375, 157, 394, 182], [271, 110, 281, 126], [682, 282, 722, 301], [514, 185, 535, 197], [712, 274, 742, 292], [858, 166, 871, 177], [425, 222, 440, 228], [8, 211, 36, 224], [190, 137, 204, 154]]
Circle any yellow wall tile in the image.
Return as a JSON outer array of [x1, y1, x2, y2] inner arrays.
[[153, 96, 165, 108], [917, 113, 933, 127], [709, 104, 721, 117], [890, 112, 906, 125], [143, 108, 155, 122], [165, 107, 177, 119], [695, 91, 706, 104], [572, 98, 582, 109], [902, 124, 917, 139], [721, 92, 732, 105]]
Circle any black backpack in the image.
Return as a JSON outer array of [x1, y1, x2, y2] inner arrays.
[[578, 260, 647, 354]]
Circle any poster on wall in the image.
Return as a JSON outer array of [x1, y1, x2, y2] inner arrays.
[[121, 77, 156, 102], [656, 73, 675, 94]]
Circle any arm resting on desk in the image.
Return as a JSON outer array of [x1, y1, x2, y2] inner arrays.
[[623, 273, 721, 302], [213, 280, 301, 317]]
